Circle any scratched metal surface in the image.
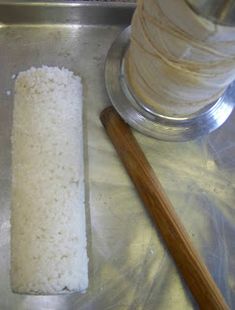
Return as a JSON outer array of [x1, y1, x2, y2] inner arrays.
[[0, 2, 234, 310]]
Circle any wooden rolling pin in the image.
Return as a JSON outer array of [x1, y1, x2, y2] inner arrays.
[[100, 106, 229, 310]]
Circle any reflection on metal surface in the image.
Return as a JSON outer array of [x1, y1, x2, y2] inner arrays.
[[0, 2, 135, 26], [186, 0, 235, 26], [105, 27, 235, 142], [0, 2, 234, 310]]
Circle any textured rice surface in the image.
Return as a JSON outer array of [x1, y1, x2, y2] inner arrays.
[[11, 66, 88, 294]]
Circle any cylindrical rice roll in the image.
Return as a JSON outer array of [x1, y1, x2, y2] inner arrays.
[[11, 66, 88, 295]]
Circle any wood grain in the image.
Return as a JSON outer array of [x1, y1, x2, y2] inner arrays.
[[100, 106, 229, 310]]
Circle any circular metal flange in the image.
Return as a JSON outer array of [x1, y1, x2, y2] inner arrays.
[[105, 27, 235, 142]]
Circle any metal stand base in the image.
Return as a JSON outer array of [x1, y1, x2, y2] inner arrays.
[[105, 27, 235, 141]]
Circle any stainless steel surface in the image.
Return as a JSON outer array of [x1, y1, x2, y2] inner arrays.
[[0, 2, 234, 310], [186, 0, 235, 26], [0, 1, 134, 25], [105, 27, 235, 142]]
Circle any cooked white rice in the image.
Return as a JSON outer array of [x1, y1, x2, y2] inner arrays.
[[11, 66, 88, 294]]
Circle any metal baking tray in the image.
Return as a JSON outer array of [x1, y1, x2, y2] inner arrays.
[[0, 2, 234, 309]]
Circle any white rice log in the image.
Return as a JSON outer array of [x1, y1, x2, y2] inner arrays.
[[11, 66, 88, 295]]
